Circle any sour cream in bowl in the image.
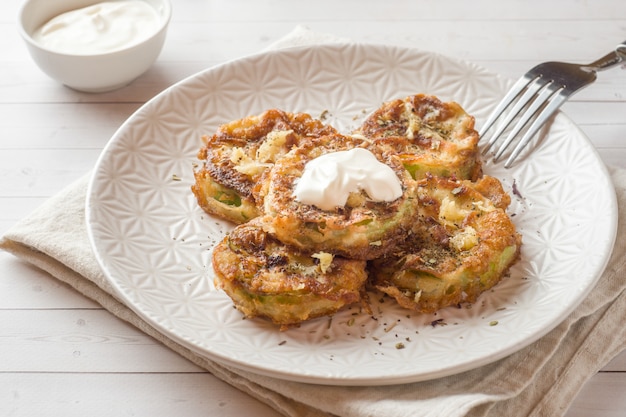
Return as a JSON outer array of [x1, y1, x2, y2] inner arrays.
[[18, 0, 171, 93]]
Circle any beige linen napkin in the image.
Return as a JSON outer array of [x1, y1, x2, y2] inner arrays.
[[2, 26, 625, 417]]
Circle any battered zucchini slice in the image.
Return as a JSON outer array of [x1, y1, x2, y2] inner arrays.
[[212, 218, 368, 329], [354, 93, 482, 181], [259, 134, 418, 260], [369, 175, 521, 313], [191, 169, 260, 224], [192, 109, 337, 224]]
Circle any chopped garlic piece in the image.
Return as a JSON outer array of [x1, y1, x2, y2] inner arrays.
[[404, 101, 420, 140], [438, 196, 469, 226], [256, 130, 292, 163], [472, 200, 495, 213], [450, 226, 479, 251], [311, 252, 334, 274], [230, 147, 271, 175]]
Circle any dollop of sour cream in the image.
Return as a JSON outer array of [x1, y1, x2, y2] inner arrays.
[[32, 1, 160, 55], [293, 148, 403, 211]]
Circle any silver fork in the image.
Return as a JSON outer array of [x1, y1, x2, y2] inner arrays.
[[480, 41, 626, 168]]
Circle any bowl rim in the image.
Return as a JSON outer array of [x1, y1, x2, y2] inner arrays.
[[17, 0, 172, 57]]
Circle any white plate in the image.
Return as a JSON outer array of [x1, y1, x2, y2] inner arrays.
[[86, 44, 617, 386]]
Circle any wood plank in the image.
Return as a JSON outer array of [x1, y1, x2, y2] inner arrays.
[[0, 309, 201, 373], [566, 372, 626, 417], [0, 103, 139, 136], [0, 373, 281, 417], [0, 197, 47, 235], [562, 101, 626, 125], [6, 20, 625, 63], [1, 370, 625, 417], [0, 149, 98, 197], [577, 125, 626, 149], [0, 253, 98, 309], [4, 0, 626, 22], [162, 0, 626, 22], [603, 350, 626, 372], [594, 149, 626, 169], [0, 62, 212, 105]]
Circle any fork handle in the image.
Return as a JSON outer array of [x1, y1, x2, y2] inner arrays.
[[586, 40, 626, 71], [617, 42, 626, 60]]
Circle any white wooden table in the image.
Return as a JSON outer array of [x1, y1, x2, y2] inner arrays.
[[1, 0, 625, 415]]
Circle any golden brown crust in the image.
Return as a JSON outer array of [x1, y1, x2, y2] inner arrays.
[[259, 134, 418, 260], [191, 109, 337, 224], [354, 94, 482, 181], [369, 175, 521, 313], [212, 218, 369, 328], [470, 174, 511, 210]]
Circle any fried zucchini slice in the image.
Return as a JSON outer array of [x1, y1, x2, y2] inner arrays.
[[354, 93, 482, 181], [191, 169, 260, 224], [192, 109, 337, 224], [212, 218, 368, 328], [369, 175, 521, 313], [259, 134, 418, 260]]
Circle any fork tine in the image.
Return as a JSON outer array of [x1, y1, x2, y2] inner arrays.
[[493, 82, 563, 162], [483, 44, 624, 168], [479, 73, 536, 139], [503, 89, 569, 168], [481, 76, 544, 155]]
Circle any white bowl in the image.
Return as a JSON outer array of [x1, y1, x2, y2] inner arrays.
[[18, 0, 171, 93]]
